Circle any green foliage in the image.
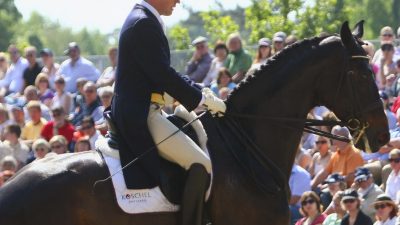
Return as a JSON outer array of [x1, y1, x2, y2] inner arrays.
[[168, 25, 191, 50], [0, 0, 21, 50], [200, 10, 239, 44], [297, 0, 352, 38], [12, 12, 109, 55], [245, 0, 300, 44]]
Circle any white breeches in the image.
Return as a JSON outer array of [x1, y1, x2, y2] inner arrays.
[[147, 104, 212, 174]]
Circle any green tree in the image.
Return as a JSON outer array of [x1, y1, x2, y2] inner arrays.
[[167, 25, 191, 50], [296, 0, 352, 38], [0, 0, 22, 50], [245, 0, 301, 44], [200, 10, 239, 44]]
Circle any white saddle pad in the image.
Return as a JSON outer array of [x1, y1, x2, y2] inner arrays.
[[96, 138, 180, 214]]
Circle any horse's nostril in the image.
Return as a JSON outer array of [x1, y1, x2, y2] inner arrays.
[[377, 132, 390, 145]]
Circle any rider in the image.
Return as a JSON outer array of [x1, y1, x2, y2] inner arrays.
[[111, 0, 226, 225]]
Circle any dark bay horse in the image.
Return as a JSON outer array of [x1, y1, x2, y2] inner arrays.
[[0, 21, 389, 225]]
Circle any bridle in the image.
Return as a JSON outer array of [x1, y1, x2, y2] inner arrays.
[[224, 54, 381, 153]]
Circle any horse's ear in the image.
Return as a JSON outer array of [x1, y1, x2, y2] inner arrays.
[[340, 21, 356, 50], [352, 20, 364, 39]]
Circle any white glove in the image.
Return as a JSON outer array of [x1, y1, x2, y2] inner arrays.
[[202, 88, 226, 116]]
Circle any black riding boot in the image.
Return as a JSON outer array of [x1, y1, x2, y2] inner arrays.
[[181, 163, 210, 225]]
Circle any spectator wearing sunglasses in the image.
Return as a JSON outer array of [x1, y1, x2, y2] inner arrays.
[[371, 194, 398, 225], [49, 135, 68, 154], [340, 189, 373, 225], [41, 106, 75, 144], [385, 149, 400, 204], [352, 167, 383, 221], [295, 191, 326, 225], [309, 136, 333, 178], [372, 26, 397, 66], [79, 116, 103, 150]]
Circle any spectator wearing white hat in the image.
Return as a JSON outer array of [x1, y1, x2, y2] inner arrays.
[[57, 42, 100, 93], [272, 31, 287, 55], [372, 194, 398, 225], [186, 36, 214, 83], [246, 38, 272, 76]]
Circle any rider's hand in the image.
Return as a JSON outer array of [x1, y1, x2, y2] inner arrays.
[[202, 88, 226, 116]]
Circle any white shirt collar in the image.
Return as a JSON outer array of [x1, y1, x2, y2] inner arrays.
[[139, 1, 166, 33]]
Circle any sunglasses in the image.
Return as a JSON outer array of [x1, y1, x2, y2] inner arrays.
[[343, 199, 356, 204], [301, 199, 315, 206], [389, 158, 400, 163], [315, 140, 328, 144], [382, 34, 393, 37], [374, 204, 388, 210]]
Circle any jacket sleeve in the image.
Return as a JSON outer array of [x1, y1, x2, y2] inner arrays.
[[124, 19, 202, 111]]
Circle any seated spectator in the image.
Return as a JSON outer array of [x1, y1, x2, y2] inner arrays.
[[295, 191, 326, 225], [72, 78, 88, 110], [295, 144, 312, 170], [352, 167, 383, 221], [372, 194, 398, 225], [0, 170, 15, 184], [98, 86, 113, 109], [272, 31, 287, 54], [57, 42, 100, 93], [376, 43, 397, 91], [203, 41, 228, 86], [74, 137, 91, 152], [289, 164, 312, 225], [35, 73, 54, 107], [40, 48, 59, 89], [22, 85, 51, 121], [41, 106, 75, 144], [323, 191, 345, 225], [186, 36, 214, 83], [10, 105, 25, 128], [52, 76, 72, 113], [286, 35, 298, 46], [3, 124, 29, 169], [311, 126, 364, 189], [79, 116, 103, 149], [0, 104, 12, 138], [71, 81, 103, 126], [0, 44, 28, 96], [21, 101, 47, 146], [362, 41, 379, 75], [247, 38, 272, 76], [28, 138, 51, 163], [23, 46, 42, 88], [0, 155, 17, 172], [372, 26, 396, 66], [385, 149, 400, 204], [309, 136, 333, 178], [97, 47, 117, 88], [49, 135, 68, 154], [320, 173, 345, 212], [379, 91, 396, 130], [340, 189, 373, 225], [225, 33, 252, 83], [210, 68, 236, 97], [0, 52, 8, 80]]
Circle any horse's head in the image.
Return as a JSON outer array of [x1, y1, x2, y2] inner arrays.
[[325, 21, 390, 152]]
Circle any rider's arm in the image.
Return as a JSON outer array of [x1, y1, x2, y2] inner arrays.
[[128, 18, 202, 111]]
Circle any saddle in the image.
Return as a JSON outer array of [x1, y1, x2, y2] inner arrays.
[[102, 107, 206, 205]]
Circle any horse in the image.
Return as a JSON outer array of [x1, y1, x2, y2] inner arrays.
[[0, 21, 389, 225]]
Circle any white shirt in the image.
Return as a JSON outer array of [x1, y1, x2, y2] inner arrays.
[[386, 170, 400, 203], [57, 57, 100, 93], [140, 0, 166, 33], [373, 216, 398, 225], [0, 57, 28, 93]]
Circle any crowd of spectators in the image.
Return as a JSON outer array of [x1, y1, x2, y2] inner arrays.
[[0, 22, 400, 225]]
